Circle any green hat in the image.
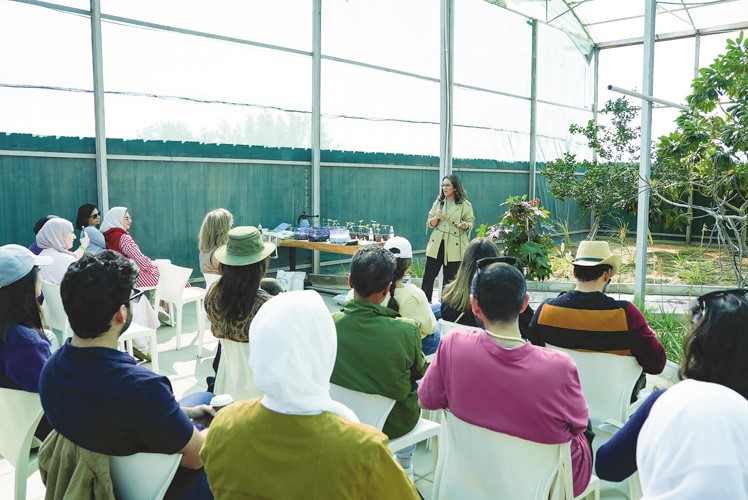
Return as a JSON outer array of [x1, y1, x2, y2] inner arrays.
[[214, 226, 275, 266]]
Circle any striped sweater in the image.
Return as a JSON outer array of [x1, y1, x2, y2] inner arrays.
[[527, 290, 666, 374]]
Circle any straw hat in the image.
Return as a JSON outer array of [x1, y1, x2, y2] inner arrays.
[[570, 240, 621, 277], [214, 226, 275, 266]]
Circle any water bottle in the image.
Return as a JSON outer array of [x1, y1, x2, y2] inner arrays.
[[368, 227, 374, 241], [389, 225, 395, 238], [258, 223, 263, 233]]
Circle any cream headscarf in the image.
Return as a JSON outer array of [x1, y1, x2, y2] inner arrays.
[[100, 207, 128, 233], [36, 218, 75, 255], [249, 290, 359, 422]]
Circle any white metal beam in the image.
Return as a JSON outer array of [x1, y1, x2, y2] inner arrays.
[[90, 0, 109, 213], [311, 0, 322, 274], [634, 0, 657, 305], [440, 0, 455, 180], [528, 20, 538, 200]]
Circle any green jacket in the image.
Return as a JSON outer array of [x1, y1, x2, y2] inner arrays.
[[331, 299, 427, 439]]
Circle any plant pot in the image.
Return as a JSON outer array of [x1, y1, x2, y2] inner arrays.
[[374, 234, 383, 242]]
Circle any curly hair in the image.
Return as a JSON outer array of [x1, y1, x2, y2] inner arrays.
[[681, 292, 748, 399], [61, 251, 137, 339]]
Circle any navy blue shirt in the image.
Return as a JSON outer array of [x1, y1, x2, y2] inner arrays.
[[595, 389, 666, 482], [0, 323, 51, 392], [39, 339, 193, 456]]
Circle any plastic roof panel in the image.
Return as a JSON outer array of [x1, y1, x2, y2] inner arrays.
[[489, 0, 748, 48]]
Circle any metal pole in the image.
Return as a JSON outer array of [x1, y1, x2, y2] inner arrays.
[[607, 85, 688, 111], [528, 20, 538, 200], [439, 0, 454, 180], [311, 0, 322, 274], [634, 0, 657, 306], [685, 34, 700, 245], [90, 0, 109, 212]]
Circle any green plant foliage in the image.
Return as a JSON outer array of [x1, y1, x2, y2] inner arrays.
[[542, 97, 688, 240], [654, 32, 748, 286], [480, 196, 556, 281], [643, 309, 688, 363]]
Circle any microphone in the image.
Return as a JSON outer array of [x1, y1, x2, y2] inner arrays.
[[439, 200, 444, 210]]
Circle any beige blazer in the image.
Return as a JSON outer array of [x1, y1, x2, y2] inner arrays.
[[425, 199, 475, 264]]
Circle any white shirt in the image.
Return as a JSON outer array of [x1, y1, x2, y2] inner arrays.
[[637, 379, 748, 499]]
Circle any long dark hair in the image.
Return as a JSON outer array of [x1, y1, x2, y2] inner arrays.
[[681, 293, 748, 399], [215, 259, 268, 322], [437, 174, 467, 204], [76, 204, 97, 230], [0, 268, 46, 346], [386, 257, 412, 313]]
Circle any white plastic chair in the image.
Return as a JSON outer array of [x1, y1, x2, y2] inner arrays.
[[326, 384, 440, 453], [546, 345, 643, 424], [329, 383, 395, 431], [119, 323, 160, 374], [426, 319, 473, 363], [110, 452, 181, 500], [153, 262, 207, 353], [203, 273, 220, 291], [433, 411, 600, 500], [40, 281, 71, 340], [215, 338, 262, 401], [0, 388, 44, 500]]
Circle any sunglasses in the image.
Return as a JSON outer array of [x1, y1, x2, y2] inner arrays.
[[694, 288, 748, 316], [123, 288, 146, 305], [476, 256, 525, 275], [90, 214, 100, 219]]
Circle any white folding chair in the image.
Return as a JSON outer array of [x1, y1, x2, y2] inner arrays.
[[327, 384, 440, 453], [0, 389, 44, 500], [546, 345, 643, 424], [110, 452, 181, 500], [329, 383, 395, 431], [153, 262, 207, 353], [215, 338, 262, 401], [427, 319, 478, 362], [203, 273, 220, 291], [40, 281, 71, 340], [118, 323, 160, 374], [433, 411, 600, 500]]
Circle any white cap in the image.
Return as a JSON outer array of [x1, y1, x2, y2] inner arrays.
[[0, 244, 53, 288], [384, 236, 413, 259]]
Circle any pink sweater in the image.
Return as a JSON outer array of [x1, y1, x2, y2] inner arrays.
[[418, 328, 592, 496]]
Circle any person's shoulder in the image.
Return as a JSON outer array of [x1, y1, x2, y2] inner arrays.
[[5, 323, 45, 343], [533, 344, 578, 369], [391, 316, 420, 335], [325, 411, 390, 448]]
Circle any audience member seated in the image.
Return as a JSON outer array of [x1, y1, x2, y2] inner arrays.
[[204, 226, 276, 389], [0, 245, 55, 439], [29, 215, 58, 255], [101, 206, 162, 289], [418, 258, 593, 496], [37, 217, 89, 284], [201, 290, 419, 499], [331, 246, 427, 479], [439, 238, 500, 328], [597, 288, 748, 494], [38, 251, 215, 499], [75, 203, 106, 254], [198, 208, 234, 275], [527, 240, 666, 395], [344, 237, 437, 353]]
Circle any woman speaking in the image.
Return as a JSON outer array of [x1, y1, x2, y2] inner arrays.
[[422, 174, 474, 302]]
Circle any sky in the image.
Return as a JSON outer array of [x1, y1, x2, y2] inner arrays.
[[0, 0, 741, 162]]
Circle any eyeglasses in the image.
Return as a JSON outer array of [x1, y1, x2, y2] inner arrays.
[[123, 288, 146, 305], [694, 288, 748, 318], [89, 213, 100, 219], [441, 184, 453, 188]]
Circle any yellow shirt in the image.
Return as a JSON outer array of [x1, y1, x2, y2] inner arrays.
[[200, 399, 419, 500]]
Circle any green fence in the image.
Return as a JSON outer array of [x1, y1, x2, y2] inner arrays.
[[1, 133, 591, 276]]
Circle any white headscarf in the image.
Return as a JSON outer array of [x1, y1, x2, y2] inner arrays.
[[36, 218, 75, 254], [100, 207, 128, 233], [249, 290, 359, 422]]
